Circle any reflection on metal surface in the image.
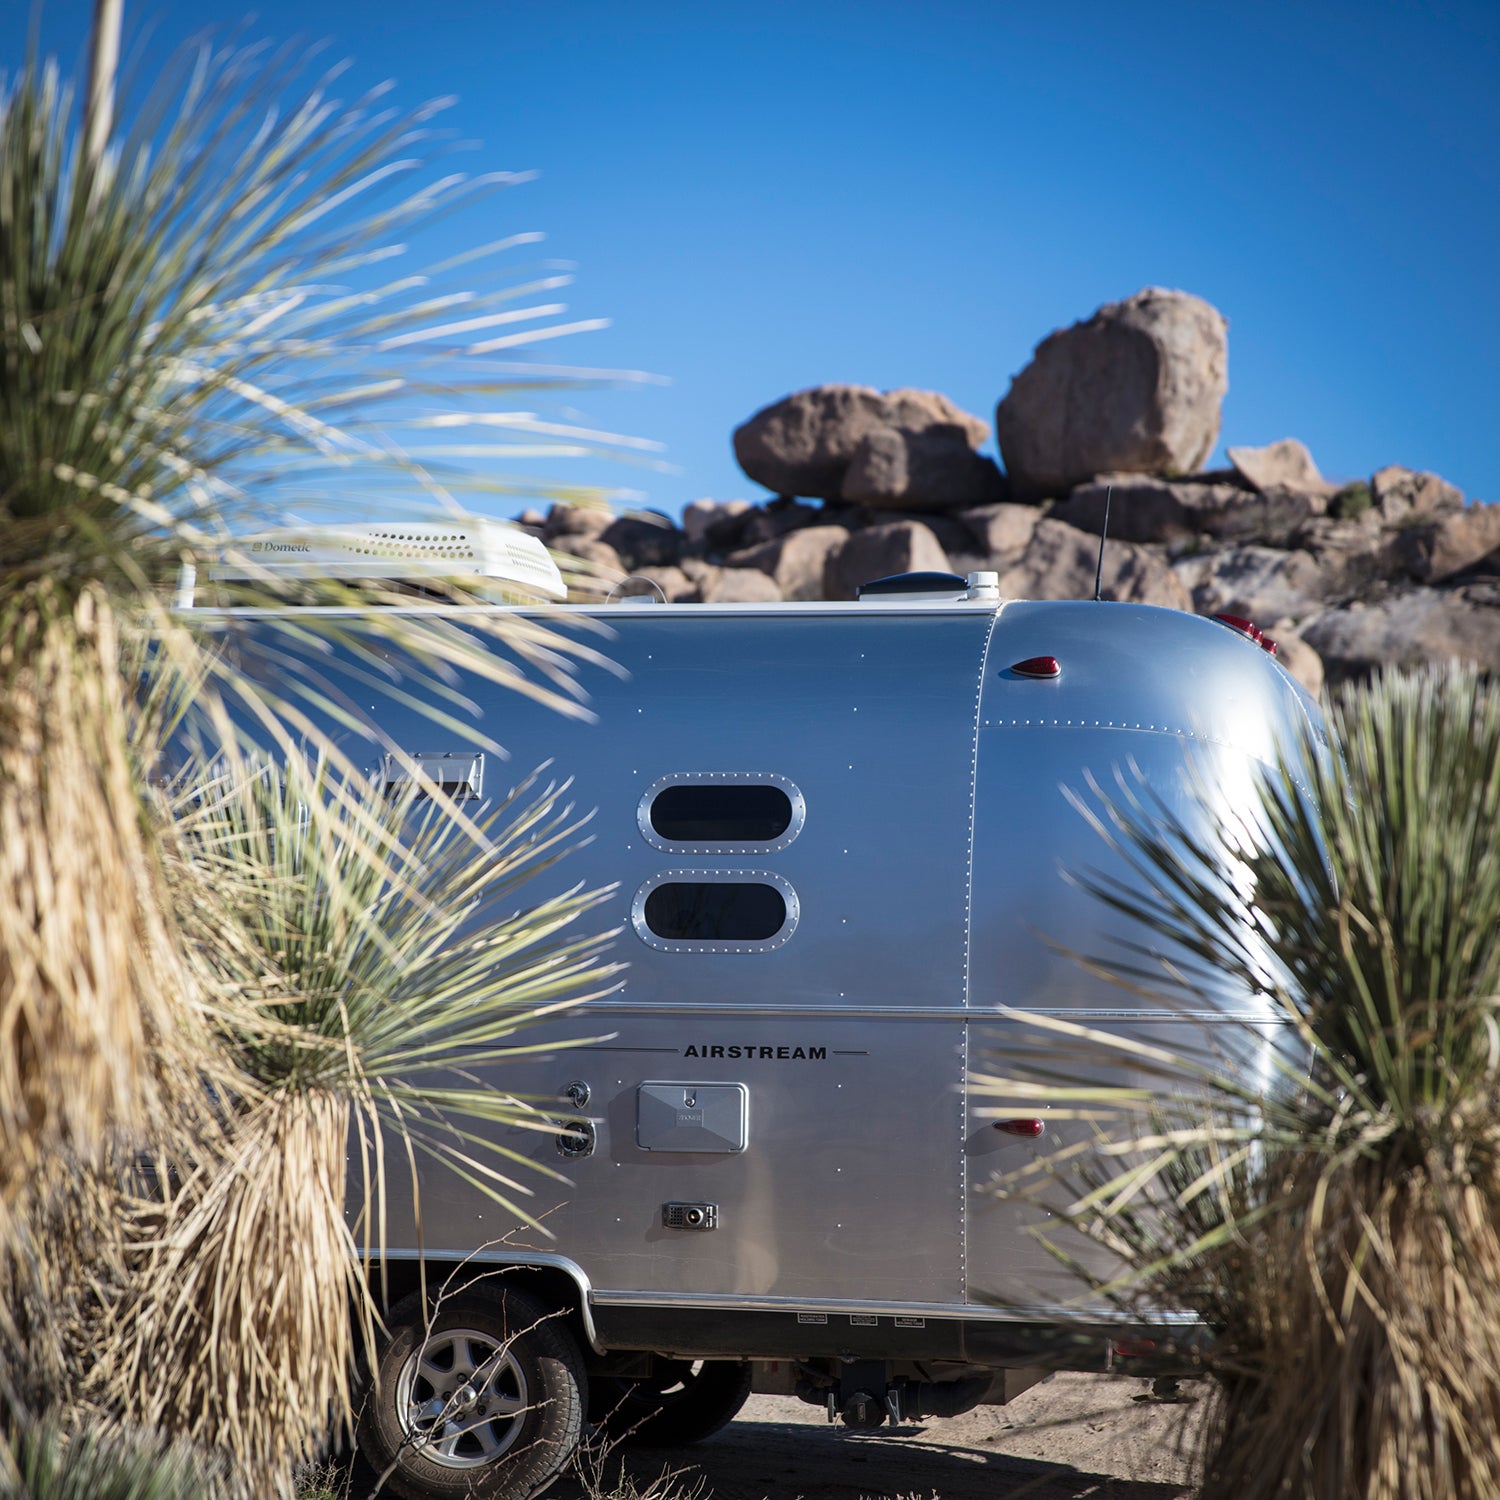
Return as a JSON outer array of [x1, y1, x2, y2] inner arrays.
[[240, 597, 1325, 1351], [585, 1286, 1200, 1324], [1008, 655, 1061, 679], [380, 750, 484, 801]]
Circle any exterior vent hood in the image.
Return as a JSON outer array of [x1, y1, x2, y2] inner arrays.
[[856, 570, 1000, 603]]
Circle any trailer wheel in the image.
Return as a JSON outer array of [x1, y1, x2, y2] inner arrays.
[[588, 1360, 752, 1446], [358, 1286, 585, 1500]]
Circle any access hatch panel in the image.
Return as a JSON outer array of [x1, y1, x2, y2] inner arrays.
[[636, 1082, 749, 1153]]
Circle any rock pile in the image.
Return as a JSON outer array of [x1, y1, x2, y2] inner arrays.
[[511, 288, 1498, 696]]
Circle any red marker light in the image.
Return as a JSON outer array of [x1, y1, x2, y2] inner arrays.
[[1214, 613, 1280, 655], [1011, 656, 1060, 679], [993, 1118, 1046, 1138], [1111, 1336, 1157, 1359], [1212, 613, 1264, 643]]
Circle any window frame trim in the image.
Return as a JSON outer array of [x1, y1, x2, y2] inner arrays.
[[630, 869, 801, 954], [636, 771, 806, 854]]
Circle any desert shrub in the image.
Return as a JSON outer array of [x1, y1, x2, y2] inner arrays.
[[1331, 479, 1374, 518], [978, 665, 1500, 1500]]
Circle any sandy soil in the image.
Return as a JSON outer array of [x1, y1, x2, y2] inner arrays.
[[552, 1374, 1204, 1500]]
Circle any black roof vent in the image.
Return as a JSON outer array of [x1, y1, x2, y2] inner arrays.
[[856, 571, 969, 601]]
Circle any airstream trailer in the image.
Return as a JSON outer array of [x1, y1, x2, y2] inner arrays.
[[194, 523, 1323, 1500]]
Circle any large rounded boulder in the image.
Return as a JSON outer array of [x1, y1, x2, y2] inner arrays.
[[732, 385, 1000, 510], [995, 288, 1228, 501]]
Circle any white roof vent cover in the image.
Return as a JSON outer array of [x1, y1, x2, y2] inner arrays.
[[210, 518, 565, 602]]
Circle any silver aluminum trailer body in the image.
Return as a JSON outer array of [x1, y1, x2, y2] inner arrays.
[[214, 592, 1321, 1488]]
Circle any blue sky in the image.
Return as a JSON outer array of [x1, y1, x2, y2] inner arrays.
[[7, 1, 1499, 520]]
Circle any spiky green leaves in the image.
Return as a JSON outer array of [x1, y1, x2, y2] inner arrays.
[[1053, 664, 1500, 1158], [1, 1420, 215, 1500], [0, 42, 651, 589], [167, 752, 619, 1215], [0, 21, 642, 1494], [977, 665, 1500, 1500], [19, 756, 619, 1497]]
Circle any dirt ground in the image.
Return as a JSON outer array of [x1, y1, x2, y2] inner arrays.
[[551, 1374, 1203, 1500]]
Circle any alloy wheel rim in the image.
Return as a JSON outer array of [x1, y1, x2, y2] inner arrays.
[[394, 1326, 530, 1469]]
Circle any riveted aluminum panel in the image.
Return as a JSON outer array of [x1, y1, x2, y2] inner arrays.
[[248, 608, 996, 1013], [229, 606, 996, 1311], [962, 601, 1316, 1312], [968, 601, 1318, 1017], [371, 1008, 971, 1305], [223, 598, 1319, 1330]]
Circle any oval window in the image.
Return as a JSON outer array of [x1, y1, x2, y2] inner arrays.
[[632, 872, 800, 953], [644, 882, 787, 942], [649, 784, 793, 843], [637, 774, 805, 853]]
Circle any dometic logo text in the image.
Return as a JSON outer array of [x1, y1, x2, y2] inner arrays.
[[682, 1044, 826, 1061], [250, 541, 312, 553]]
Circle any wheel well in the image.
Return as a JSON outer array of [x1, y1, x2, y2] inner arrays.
[[362, 1259, 594, 1355]]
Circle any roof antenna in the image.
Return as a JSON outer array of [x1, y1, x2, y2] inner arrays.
[[1092, 484, 1113, 601]]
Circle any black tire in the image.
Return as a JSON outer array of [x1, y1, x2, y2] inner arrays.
[[587, 1360, 752, 1447], [357, 1286, 586, 1500]]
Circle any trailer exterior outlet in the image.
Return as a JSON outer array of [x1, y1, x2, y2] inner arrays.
[[662, 1202, 720, 1231]]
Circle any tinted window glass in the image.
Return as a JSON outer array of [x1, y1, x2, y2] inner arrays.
[[643, 882, 788, 942], [650, 785, 793, 843]]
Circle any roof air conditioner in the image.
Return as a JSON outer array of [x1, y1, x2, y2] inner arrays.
[[189, 518, 566, 604]]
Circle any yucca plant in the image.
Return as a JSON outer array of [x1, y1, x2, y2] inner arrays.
[[71, 755, 619, 1493], [1, 10, 646, 1495], [974, 665, 1500, 1500], [1, 1417, 215, 1500], [0, 15, 646, 1223]]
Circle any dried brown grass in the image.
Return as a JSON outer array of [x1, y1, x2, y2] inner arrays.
[[0, 582, 198, 1225], [0, 1156, 132, 1429], [42, 755, 617, 1497], [1196, 1146, 1500, 1500], [95, 1090, 364, 1497]]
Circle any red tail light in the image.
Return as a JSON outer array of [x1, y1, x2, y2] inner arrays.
[[993, 1118, 1046, 1138]]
